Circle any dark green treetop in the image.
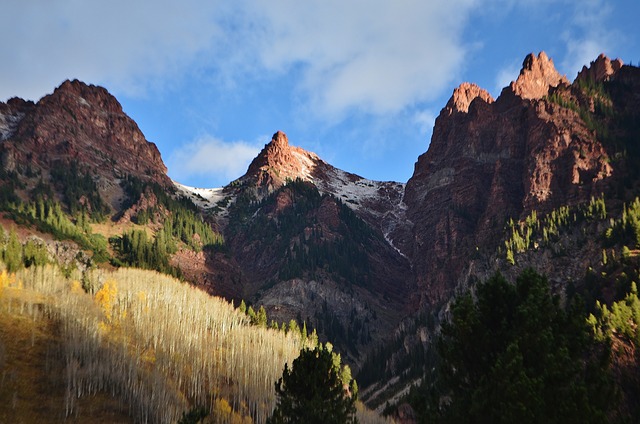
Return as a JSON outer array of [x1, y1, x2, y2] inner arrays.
[[268, 344, 358, 424]]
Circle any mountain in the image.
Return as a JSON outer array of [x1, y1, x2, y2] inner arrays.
[[0, 82, 413, 364], [186, 131, 414, 362], [0, 79, 170, 210], [1, 52, 639, 421], [226, 129, 407, 240], [402, 52, 615, 306], [362, 53, 640, 415]]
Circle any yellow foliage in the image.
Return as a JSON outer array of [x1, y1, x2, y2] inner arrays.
[[0, 269, 17, 288], [0, 270, 21, 298], [0, 265, 344, 423], [212, 398, 252, 424], [98, 321, 110, 334], [70, 280, 84, 294], [0, 269, 10, 288], [214, 398, 232, 418], [141, 347, 156, 365], [136, 291, 146, 303], [95, 279, 118, 322]]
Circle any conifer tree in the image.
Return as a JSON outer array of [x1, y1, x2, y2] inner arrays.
[[430, 269, 612, 424], [4, 227, 22, 273], [267, 344, 358, 424]]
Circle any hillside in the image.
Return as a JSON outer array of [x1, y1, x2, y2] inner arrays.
[[0, 262, 387, 423], [0, 84, 413, 365], [0, 51, 639, 422], [359, 53, 640, 419]]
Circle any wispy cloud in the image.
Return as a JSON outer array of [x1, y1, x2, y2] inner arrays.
[[413, 109, 437, 135], [167, 135, 261, 186], [0, 0, 629, 129], [239, 0, 478, 119], [0, 0, 479, 120], [494, 60, 521, 96], [0, 0, 225, 101], [560, 0, 613, 78]]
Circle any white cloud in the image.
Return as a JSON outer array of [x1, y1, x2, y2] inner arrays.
[[2, 0, 626, 128], [494, 60, 522, 96], [560, 0, 613, 78], [167, 136, 261, 186], [0, 0, 225, 101], [239, 0, 479, 118], [563, 38, 609, 78], [413, 109, 436, 135], [1, 0, 479, 119]]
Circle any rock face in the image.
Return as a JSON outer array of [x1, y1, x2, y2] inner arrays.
[[0, 80, 171, 208], [0, 52, 637, 378], [402, 51, 620, 305], [191, 130, 413, 362], [576, 53, 624, 84], [241, 131, 311, 195], [510, 52, 569, 100], [445, 82, 494, 113]]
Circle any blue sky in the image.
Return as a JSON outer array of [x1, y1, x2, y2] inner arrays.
[[1, 0, 639, 188]]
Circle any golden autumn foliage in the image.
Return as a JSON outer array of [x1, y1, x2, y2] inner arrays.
[[0, 263, 389, 423], [94, 279, 118, 322]]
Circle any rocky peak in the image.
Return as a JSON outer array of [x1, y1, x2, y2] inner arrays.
[[404, 52, 617, 307], [0, 79, 171, 208], [42, 79, 125, 115], [271, 130, 289, 148], [575, 53, 623, 84], [240, 131, 318, 195], [445, 82, 494, 114], [511, 51, 569, 100]]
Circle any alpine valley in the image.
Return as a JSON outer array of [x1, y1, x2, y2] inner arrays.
[[0, 52, 639, 423]]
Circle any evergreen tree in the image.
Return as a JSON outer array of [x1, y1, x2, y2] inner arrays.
[[267, 344, 358, 424], [4, 227, 22, 273], [257, 306, 268, 328], [247, 306, 256, 323], [429, 269, 612, 424]]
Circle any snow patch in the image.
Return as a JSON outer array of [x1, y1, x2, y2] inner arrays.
[[0, 112, 24, 141], [291, 149, 316, 181], [318, 167, 405, 213], [313, 166, 409, 255], [173, 181, 233, 215]]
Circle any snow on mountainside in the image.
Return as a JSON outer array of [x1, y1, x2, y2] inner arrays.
[[0, 111, 25, 141], [311, 165, 409, 256], [175, 131, 411, 255], [173, 182, 232, 215]]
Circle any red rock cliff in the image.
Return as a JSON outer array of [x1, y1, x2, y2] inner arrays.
[[0, 79, 171, 198], [403, 52, 619, 305]]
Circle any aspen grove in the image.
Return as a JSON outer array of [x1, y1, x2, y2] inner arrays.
[[0, 263, 310, 423]]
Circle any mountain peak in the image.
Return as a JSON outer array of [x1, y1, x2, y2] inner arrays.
[[575, 53, 623, 84], [271, 130, 289, 148], [240, 131, 318, 195], [44, 79, 125, 115], [246, 131, 296, 175], [445, 82, 494, 114], [0, 79, 170, 195], [510, 51, 568, 99]]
